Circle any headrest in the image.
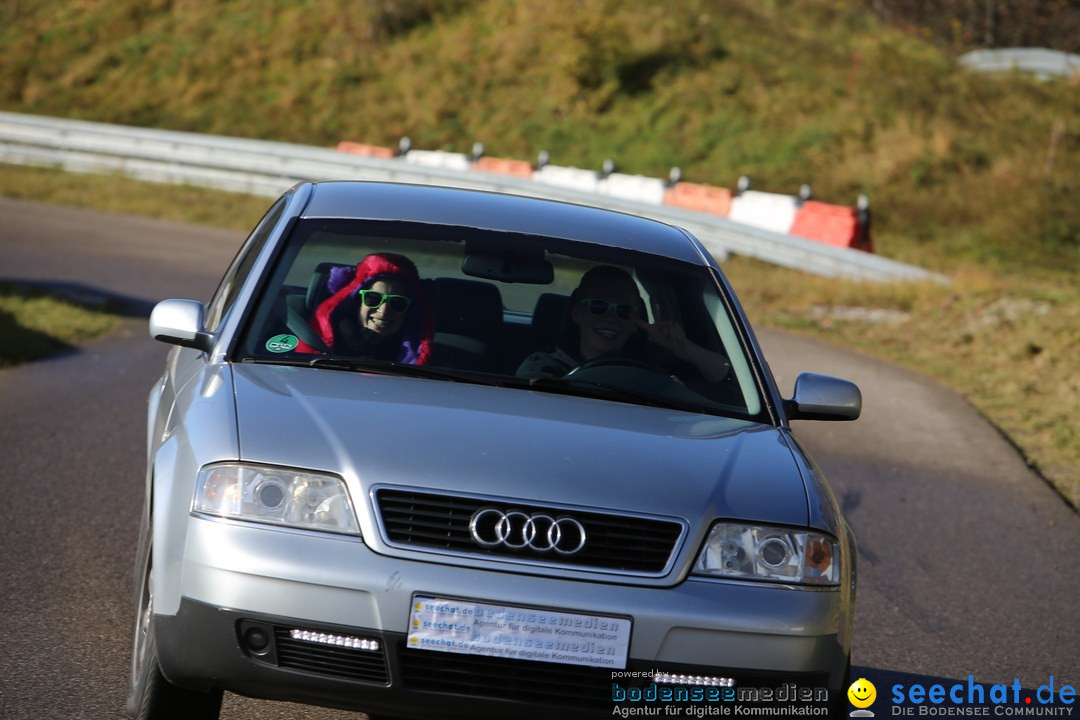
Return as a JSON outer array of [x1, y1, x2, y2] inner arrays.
[[531, 293, 569, 349], [432, 278, 504, 339], [306, 262, 351, 311]]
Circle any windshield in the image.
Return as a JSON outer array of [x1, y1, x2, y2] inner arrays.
[[234, 218, 766, 421]]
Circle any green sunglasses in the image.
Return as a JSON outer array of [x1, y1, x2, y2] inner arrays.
[[579, 297, 640, 320], [357, 289, 412, 313]]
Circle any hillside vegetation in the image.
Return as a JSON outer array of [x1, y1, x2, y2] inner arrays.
[[1, 0, 1077, 507], [3, 0, 1077, 268]]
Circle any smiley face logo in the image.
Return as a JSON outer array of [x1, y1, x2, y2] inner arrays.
[[848, 678, 877, 708]]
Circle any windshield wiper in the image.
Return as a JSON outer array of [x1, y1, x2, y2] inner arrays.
[[239, 357, 734, 415], [504, 375, 703, 413], [239, 356, 315, 367], [239, 355, 492, 385]]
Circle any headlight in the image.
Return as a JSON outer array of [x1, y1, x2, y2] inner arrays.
[[693, 522, 839, 585], [193, 463, 360, 535]]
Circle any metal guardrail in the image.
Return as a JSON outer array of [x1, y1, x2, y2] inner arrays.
[[959, 48, 1080, 78], [0, 111, 947, 284]]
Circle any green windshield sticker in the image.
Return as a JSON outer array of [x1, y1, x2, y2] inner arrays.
[[265, 334, 299, 353]]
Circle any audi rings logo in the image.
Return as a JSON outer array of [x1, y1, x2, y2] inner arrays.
[[469, 508, 587, 555]]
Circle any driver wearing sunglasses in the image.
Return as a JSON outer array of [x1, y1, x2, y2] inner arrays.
[[517, 265, 730, 383]]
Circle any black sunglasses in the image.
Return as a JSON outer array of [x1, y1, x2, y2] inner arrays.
[[579, 297, 639, 320], [357, 289, 412, 313]]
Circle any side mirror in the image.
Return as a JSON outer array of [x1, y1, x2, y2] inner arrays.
[[149, 299, 214, 352], [784, 372, 861, 421]]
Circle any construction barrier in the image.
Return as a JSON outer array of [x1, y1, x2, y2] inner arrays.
[[336, 141, 395, 159], [728, 190, 799, 235], [330, 135, 881, 257], [791, 200, 871, 252], [471, 156, 534, 178], [597, 172, 666, 205], [663, 182, 733, 216], [532, 164, 600, 194], [403, 149, 472, 172]]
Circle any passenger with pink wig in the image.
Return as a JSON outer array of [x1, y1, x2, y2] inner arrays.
[[298, 253, 435, 365]]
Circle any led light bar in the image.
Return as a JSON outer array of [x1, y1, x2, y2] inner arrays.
[[653, 672, 735, 687], [289, 629, 381, 652]]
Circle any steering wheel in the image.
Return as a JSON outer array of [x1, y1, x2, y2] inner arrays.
[[565, 354, 666, 376]]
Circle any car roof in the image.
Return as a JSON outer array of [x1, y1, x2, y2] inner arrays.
[[299, 181, 708, 264]]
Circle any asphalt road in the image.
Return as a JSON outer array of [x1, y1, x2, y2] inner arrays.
[[0, 198, 1076, 719]]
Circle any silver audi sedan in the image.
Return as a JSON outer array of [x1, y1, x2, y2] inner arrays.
[[128, 181, 861, 719]]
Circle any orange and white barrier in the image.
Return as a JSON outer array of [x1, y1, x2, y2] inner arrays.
[[663, 182, 733, 216], [790, 201, 870, 251], [333, 139, 874, 254], [472, 156, 534, 178], [597, 173, 667, 205], [336, 141, 395, 159], [532, 164, 600, 194], [728, 190, 800, 235], [403, 149, 472, 172]]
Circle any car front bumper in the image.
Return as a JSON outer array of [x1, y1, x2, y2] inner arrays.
[[155, 516, 849, 717]]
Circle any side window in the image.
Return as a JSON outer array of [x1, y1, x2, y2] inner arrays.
[[204, 196, 287, 331]]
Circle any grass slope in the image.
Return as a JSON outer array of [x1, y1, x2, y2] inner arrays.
[[2, 0, 1076, 268]]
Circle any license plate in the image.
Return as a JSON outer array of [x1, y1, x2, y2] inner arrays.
[[407, 594, 631, 669]]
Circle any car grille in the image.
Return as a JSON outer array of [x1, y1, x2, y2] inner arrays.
[[399, 642, 610, 708], [397, 641, 833, 710], [272, 627, 389, 684], [374, 489, 684, 574]]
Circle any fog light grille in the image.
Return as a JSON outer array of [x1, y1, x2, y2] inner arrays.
[[653, 671, 735, 687], [273, 627, 389, 683]]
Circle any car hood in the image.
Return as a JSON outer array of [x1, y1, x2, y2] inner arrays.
[[231, 364, 810, 528]]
